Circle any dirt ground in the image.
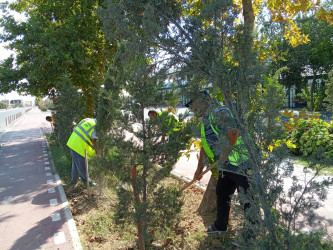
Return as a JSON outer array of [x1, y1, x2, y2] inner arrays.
[[65, 178, 239, 250]]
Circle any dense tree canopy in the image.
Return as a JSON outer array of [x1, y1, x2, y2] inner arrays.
[[272, 16, 333, 110], [1, 0, 332, 103], [0, 0, 115, 114], [98, 1, 333, 248], [0, 1, 332, 247]]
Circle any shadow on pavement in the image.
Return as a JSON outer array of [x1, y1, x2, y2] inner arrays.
[[296, 214, 333, 233], [9, 208, 65, 250], [0, 214, 15, 224]]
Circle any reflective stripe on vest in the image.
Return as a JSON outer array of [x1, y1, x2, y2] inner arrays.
[[158, 111, 177, 125], [158, 111, 181, 134], [73, 129, 93, 148], [77, 123, 96, 142], [201, 109, 247, 166], [201, 123, 216, 164], [67, 118, 96, 158]]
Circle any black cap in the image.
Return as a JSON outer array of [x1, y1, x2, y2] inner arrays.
[[185, 90, 210, 107], [185, 100, 193, 107]]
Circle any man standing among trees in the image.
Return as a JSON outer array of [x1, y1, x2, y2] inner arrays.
[[186, 91, 255, 237], [66, 118, 98, 190]]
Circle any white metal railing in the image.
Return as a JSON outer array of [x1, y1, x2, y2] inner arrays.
[[0, 107, 32, 132]]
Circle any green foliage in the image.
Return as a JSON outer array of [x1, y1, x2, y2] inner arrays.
[[262, 67, 287, 117], [295, 93, 305, 100], [90, 38, 193, 246], [324, 70, 333, 112], [273, 16, 333, 110], [36, 98, 46, 110], [95, 68, 122, 139], [301, 85, 327, 111], [288, 231, 333, 250], [298, 17, 333, 74], [99, 1, 333, 248], [40, 106, 47, 111], [45, 99, 55, 110], [285, 117, 333, 158], [5, 0, 329, 248], [259, 228, 333, 249], [0, 102, 6, 109], [148, 185, 183, 227], [0, 0, 113, 114], [46, 133, 72, 183], [52, 76, 85, 150], [0, 56, 24, 93], [313, 88, 327, 111], [36, 98, 54, 111]]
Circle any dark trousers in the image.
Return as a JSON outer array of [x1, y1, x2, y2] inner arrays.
[[70, 149, 87, 185], [214, 170, 251, 231]]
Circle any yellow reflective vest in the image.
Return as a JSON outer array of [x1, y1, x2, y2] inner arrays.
[[201, 108, 248, 166], [67, 118, 96, 159], [157, 111, 182, 135]]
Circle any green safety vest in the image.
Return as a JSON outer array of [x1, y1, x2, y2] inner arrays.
[[158, 111, 182, 134], [201, 110, 248, 166], [67, 118, 96, 159]]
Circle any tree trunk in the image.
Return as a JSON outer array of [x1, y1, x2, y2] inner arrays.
[[242, 0, 255, 46], [198, 175, 218, 215], [141, 108, 147, 250], [131, 166, 145, 250], [82, 87, 95, 117], [310, 73, 316, 111], [287, 87, 292, 108]]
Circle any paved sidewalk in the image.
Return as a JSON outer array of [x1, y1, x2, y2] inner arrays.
[[0, 108, 81, 250], [173, 152, 333, 237], [172, 150, 211, 190], [283, 161, 333, 236]]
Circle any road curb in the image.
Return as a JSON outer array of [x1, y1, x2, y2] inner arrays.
[[170, 170, 207, 191], [43, 132, 83, 250], [55, 174, 83, 250]]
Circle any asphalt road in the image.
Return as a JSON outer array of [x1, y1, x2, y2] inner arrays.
[[0, 108, 81, 250]]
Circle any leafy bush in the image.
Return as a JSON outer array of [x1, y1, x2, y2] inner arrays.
[[0, 102, 7, 109], [324, 70, 333, 112], [40, 106, 48, 111], [52, 76, 85, 149], [294, 92, 306, 100], [45, 99, 55, 110], [46, 133, 72, 183], [276, 230, 333, 250], [285, 117, 333, 158], [301, 86, 326, 111]]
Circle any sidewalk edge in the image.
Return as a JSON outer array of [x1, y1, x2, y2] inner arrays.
[[170, 170, 207, 191], [44, 135, 83, 250], [55, 174, 83, 250]]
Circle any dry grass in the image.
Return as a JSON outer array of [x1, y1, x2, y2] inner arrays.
[[64, 178, 239, 250]]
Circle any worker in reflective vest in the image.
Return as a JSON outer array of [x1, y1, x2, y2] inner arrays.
[[67, 118, 98, 187], [185, 90, 255, 236], [148, 110, 182, 141]]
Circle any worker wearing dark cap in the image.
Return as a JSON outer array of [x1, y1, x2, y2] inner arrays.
[[185, 90, 253, 235]]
